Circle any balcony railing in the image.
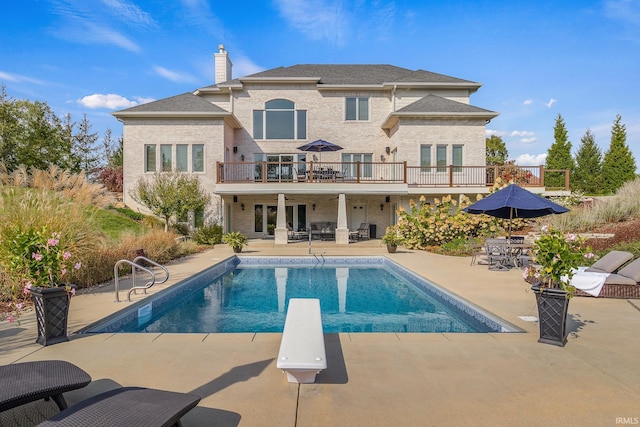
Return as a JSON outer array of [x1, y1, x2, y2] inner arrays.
[[216, 162, 569, 189]]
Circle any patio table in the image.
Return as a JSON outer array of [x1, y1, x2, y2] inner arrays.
[[0, 360, 91, 412]]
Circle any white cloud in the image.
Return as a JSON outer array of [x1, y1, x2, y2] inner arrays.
[[523, 99, 533, 106], [515, 153, 547, 166], [100, 0, 156, 27], [520, 137, 537, 143], [273, 0, 349, 45], [232, 55, 264, 78], [78, 93, 137, 109], [510, 130, 535, 137], [486, 129, 506, 137], [134, 96, 155, 105], [153, 66, 198, 83], [49, 1, 142, 52], [0, 71, 45, 85], [546, 98, 557, 108]]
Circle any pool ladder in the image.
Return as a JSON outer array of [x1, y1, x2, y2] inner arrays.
[[113, 256, 169, 302]]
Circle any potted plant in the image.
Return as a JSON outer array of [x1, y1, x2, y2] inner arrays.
[[223, 231, 249, 253], [381, 226, 402, 253], [0, 227, 81, 345], [523, 225, 593, 346]]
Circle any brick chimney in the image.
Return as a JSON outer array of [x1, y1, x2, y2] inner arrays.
[[214, 44, 232, 84]]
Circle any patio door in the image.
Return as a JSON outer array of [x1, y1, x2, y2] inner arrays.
[[254, 204, 307, 235], [265, 154, 294, 181]]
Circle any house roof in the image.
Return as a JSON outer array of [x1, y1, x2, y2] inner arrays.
[[111, 92, 242, 127], [204, 64, 480, 90], [382, 94, 498, 129]]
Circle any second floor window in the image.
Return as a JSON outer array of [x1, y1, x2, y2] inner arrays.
[[437, 145, 447, 173], [253, 99, 307, 140], [452, 145, 463, 172], [346, 97, 369, 121], [420, 144, 431, 172]]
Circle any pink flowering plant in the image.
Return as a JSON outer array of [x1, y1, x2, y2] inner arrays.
[[0, 227, 81, 322], [523, 225, 595, 295]]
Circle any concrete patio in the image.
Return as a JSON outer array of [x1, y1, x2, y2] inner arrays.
[[1, 239, 639, 426]]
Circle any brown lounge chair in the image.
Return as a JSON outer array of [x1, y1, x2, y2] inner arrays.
[[575, 257, 640, 299], [584, 250, 633, 273]]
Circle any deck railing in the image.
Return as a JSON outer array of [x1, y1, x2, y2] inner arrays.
[[216, 162, 569, 189]]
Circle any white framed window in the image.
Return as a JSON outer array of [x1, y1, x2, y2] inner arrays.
[[161, 144, 172, 172], [253, 99, 307, 140], [176, 145, 188, 172], [436, 145, 447, 173], [341, 153, 373, 178], [346, 97, 369, 121], [420, 144, 431, 172], [192, 144, 204, 172], [144, 144, 156, 172], [452, 145, 463, 172]]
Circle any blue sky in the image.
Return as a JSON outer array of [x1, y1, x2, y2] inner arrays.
[[1, 0, 639, 167]]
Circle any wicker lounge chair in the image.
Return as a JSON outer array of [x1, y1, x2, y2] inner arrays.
[[584, 250, 633, 273], [37, 387, 201, 427], [0, 360, 91, 412], [575, 257, 640, 299]]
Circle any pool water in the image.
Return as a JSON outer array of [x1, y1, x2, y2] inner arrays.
[[85, 257, 518, 334]]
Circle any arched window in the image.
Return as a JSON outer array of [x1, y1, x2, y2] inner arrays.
[[253, 99, 307, 140]]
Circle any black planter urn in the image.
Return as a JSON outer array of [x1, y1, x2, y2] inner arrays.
[[30, 286, 72, 346], [531, 285, 570, 347]]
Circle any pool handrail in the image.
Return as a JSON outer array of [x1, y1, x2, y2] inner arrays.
[[113, 258, 165, 302]]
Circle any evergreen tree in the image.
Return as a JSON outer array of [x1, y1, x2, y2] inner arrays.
[[602, 114, 636, 194], [101, 127, 114, 166], [545, 114, 575, 189], [486, 135, 508, 165], [72, 114, 100, 179], [109, 135, 123, 167], [573, 129, 602, 194]]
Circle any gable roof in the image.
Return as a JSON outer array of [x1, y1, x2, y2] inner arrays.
[[204, 64, 480, 91], [382, 95, 498, 129]]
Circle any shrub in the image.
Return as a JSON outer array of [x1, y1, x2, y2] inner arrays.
[[395, 194, 524, 250], [97, 166, 123, 192], [191, 223, 223, 245]]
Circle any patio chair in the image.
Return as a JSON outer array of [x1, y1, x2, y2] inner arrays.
[[356, 223, 370, 240], [584, 250, 633, 273], [485, 238, 510, 270], [37, 387, 201, 427], [294, 167, 307, 182], [0, 360, 91, 412], [468, 236, 485, 266], [574, 257, 640, 299]]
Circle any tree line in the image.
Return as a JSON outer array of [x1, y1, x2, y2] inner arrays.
[[487, 113, 636, 195], [0, 84, 122, 183]]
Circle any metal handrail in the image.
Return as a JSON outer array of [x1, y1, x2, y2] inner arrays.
[[114, 259, 154, 302], [113, 257, 168, 302], [132, 256, 169, 286]]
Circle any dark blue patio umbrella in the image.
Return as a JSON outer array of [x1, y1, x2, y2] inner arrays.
[[297, 139, 343, 163], [462, 184, 569, 236]]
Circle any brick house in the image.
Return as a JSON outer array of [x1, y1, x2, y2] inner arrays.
[[113, 45, 503, 244]]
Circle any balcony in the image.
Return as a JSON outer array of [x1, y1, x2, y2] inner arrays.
[[216, 162, 569, 190]]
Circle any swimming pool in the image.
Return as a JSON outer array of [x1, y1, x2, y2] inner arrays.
[[82, 256, 521, 334]]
